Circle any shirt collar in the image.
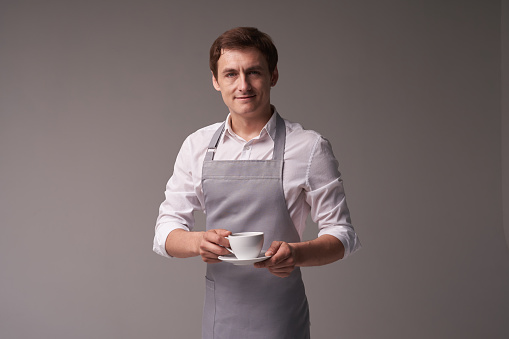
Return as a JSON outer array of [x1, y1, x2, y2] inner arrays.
[[224, 106, 278, 142]]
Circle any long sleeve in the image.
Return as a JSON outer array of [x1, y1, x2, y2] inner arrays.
[[153, 136, 204, 258], [304, 136, 361, 258]]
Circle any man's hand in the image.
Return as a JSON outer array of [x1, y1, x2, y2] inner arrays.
[[198, 229, 232, 263], [165, 228, 231, 261], [254, 241, 296, 278], [253, 235, 345, 277]]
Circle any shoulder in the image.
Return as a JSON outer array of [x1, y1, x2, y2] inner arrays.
[[282, 116, 338, 166], [282, 118, 341, 189], [284, 117, 321, 139], [182, 121, 224, 150], [283, 118, 327, 155], [188, 121, 223, 139]]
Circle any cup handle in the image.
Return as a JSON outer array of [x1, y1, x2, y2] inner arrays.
[[225, 247, 234, 254]]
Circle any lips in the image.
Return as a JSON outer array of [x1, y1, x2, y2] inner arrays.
[[235, 95, 256, 100]]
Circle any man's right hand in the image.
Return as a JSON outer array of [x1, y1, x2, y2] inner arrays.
[[197, 229, 232, 263], [165, 228, 231, 260]]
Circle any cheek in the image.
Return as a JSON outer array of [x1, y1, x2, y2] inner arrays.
[[221, 91, 231, 102], [258, 80, 272, 91], [220, 82, 235, 93]]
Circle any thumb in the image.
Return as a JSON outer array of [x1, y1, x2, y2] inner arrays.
[[265, 241, 282, 257]]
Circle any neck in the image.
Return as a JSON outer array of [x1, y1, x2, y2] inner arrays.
[[230, 106, 273, 141]]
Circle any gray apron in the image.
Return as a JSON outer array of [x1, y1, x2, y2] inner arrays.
[[201, 113, 310, 339]]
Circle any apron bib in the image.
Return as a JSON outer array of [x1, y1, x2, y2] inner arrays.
[[201, 113, 310, 339]]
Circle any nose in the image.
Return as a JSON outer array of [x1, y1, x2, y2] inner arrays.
[[238, 73, 251, 92]]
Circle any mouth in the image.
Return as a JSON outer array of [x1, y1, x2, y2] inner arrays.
[[235, 95, 256, 101]]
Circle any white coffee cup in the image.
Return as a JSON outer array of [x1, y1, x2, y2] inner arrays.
[[226, 232, 264, 259]]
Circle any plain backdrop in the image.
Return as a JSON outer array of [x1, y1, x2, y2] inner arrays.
[[1, 1, 509, 338]]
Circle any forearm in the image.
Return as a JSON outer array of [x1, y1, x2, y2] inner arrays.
[[165, 229, 203, 258], [291, 234, 345, 267]]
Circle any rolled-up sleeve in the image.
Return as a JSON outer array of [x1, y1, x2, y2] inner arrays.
[[304, 136, 361, 258], [153, 136, 203, 258]]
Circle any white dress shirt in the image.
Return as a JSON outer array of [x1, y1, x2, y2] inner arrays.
[[153, 109, 361, 259]]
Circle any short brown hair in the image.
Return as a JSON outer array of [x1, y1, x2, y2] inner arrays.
[[209, 27, 278, 79]]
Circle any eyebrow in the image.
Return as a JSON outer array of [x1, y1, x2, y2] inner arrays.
[[245, 65, 264, 71], [222, 68, 238, 75], [221, 65, 265, 75]]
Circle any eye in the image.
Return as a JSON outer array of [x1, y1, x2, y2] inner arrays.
[[225, 72, 236, 78], [248, 71, 261, 75]]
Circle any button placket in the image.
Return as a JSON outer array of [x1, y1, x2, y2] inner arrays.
[[240, 143, 252, 160]]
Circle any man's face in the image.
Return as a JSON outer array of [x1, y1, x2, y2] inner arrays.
[[212, 48, 278, 119]]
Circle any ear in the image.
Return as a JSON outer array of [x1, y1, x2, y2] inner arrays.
[[270, 66, 279, 87], [212, 71, 221, 91]]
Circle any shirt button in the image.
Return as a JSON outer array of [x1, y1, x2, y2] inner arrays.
[[244, 146, 251, 151]]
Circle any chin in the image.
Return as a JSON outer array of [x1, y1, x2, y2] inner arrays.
[[231, 106, 258, 115]]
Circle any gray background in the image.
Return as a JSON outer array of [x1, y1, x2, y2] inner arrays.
[[1, 0, 509, 338]]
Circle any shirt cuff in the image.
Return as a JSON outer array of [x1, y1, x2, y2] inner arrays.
[[318, 226, 362, 259], [153, 223, 190, 258]]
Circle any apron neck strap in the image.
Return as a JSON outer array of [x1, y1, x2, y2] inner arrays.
[[272, 113, 286, 161], [204, 122, 225, 161], [205, 113, 286, 161]]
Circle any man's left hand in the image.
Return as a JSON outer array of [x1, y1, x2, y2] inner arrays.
[[254, 241, 296, 278]]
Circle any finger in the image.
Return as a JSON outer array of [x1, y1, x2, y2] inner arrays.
[[200, 235, 231, 258], [255, 256, 276, 268], [268, 244, 293, 266], [201, 255, 222, 263], [212, 229, 232, 250], [268, 262, 295, 272], [214, 229, 232, 237], [200, 241, 231, 257], [271, 272, 291, 278], [264, 241, 283, 257], [199, 245, 230, 263], [254, 258, 271, 268], [201, 251, 222, 263], [268, 259, 295, 270], [268, 266, 294, 278], [203, 230, 231, 248], [255, 253, 293, 269]]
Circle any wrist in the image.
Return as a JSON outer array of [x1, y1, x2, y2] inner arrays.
[[193, 231, 205, 255], [289, 241, 306, 267]]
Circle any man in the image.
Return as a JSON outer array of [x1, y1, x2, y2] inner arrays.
[[154, 27, 361, 339]]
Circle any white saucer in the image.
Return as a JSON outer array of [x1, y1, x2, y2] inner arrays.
[[218, 253, 271, 265]]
